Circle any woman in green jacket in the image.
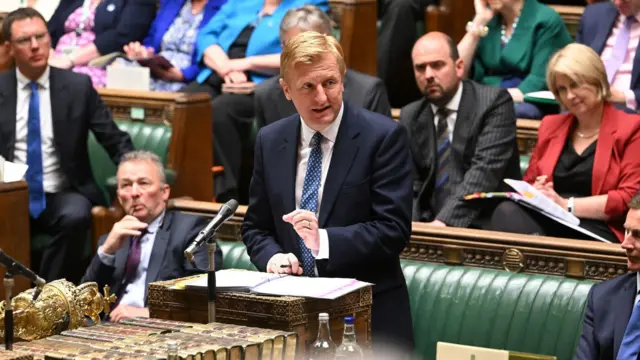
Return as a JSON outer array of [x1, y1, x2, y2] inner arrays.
[[458, 0, 572, 119]]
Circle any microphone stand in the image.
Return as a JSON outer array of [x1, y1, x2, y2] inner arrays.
[[206, 236, 217, 324], [4, 271, 14, 350]]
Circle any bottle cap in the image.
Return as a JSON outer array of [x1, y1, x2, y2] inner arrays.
[[344, 316, 354, 324], [318, 312, 329, 320]]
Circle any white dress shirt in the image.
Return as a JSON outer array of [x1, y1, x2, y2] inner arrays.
[[14, 67, 68, 193], [0, 0, 61, 20], [295, 103, 344, 261], [430, 82, 463, 142], [636, 272, 640, 305], [98, 211, 165, 308]]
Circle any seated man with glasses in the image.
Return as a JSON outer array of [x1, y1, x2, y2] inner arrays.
[[0, 8, 133, 284]]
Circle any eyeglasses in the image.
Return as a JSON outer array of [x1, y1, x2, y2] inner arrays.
[[11, 32, 48, 47]]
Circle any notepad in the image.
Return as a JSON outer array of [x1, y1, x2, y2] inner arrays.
[[181, 269, 372, 300]]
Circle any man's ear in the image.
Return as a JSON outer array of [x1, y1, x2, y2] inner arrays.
[[5, 42, 14, 58], [161, 184, 170, 202], [280, 77, 292, 101]]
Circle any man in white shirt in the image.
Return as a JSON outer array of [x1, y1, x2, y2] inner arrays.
[[575, 193, 640, 359], [242, 31, 414, 354], [82, 151, 221, 322], [0, 8, 133, 283]]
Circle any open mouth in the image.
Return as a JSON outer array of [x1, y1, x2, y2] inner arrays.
[[312, 105, 330, 113]]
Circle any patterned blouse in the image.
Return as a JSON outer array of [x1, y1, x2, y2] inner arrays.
[[54, 2, 106, 88], [118, 0, 205, 92]]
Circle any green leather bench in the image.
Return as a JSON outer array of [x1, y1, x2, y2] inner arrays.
[[217, 240, 592, 360]]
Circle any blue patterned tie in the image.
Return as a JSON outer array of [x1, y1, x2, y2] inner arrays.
[[434, 108, 450, 212], [617, 295, 640, 360], [298, 131, 323, 277], [25, 82, 46, 219]]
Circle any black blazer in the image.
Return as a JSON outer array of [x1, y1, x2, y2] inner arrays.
[[48, 0, 156, 55], [82, 211, 222, 305], [574, 272, 637, 360], [0, 67, 133, 206], [254, 69, 392, 127], [399, 80, 521, 227]]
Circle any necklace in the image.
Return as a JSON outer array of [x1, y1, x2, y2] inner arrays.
[[501, 16, 519, 44], [576, 129, 599, 138]]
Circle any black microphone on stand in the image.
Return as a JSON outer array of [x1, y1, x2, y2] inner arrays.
[[0, 249, 45, 288], [184, 199, 239, 264], [184, 199, 238, 323]]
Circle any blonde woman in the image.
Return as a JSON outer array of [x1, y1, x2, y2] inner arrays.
[[485, 43, 640, 242]]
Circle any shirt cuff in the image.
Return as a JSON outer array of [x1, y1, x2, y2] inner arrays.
[[312, 229, 330, 259], [625, 89, 637, 111], [98, 246, 116, 267]]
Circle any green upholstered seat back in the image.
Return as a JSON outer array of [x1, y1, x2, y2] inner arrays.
[[217, 241, 592, 360], [520, 154, 530, 176], [88, 121, 172, 204], [402, 261, 593, 360], [219, 240, 257, 271]]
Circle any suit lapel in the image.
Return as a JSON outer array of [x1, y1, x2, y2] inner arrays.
[[0, 70, 18, 161], [49, 68, 69, 154], [409, 101, 437, 211], [593, 8, 618, 55], [632, 39, 640, 89], [451, 82, 474, 184], [145, 212, 172, 291], [614, 274, 637, 358], [592, 104, 616, 195], [277, 118, 301, 245], [318, 104, 360, 228], [539, 115, 571, 176]]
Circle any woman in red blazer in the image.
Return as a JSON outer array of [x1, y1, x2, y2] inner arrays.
[[486, 44, 640, 242]]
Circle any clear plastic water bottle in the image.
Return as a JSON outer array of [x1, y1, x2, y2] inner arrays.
[[335, 316, 363, 360], [310, 312, 336, 360], [166, 341, 179, 360]]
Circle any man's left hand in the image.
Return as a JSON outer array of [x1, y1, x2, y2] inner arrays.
[[109, 305, 149, 322], [283, 210, 320, 252]]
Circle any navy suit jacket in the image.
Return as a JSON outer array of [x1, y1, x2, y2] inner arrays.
[[0, 67, 133, 206], [242, 103, 414, 345], [574, 272, 637, 360], [577, 1, 640, 112], [141, 0, 226, 82], [49, 0, 156, 56], [82, 211, 222, 306]]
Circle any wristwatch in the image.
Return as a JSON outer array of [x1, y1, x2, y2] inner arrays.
[[567, 197, 575, 215]]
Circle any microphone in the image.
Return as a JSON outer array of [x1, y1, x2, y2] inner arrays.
[[184, 199, 239, 264], [0, 249, 45, 287]]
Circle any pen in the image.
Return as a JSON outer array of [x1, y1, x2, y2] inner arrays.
[[280, 264, 292, 268]]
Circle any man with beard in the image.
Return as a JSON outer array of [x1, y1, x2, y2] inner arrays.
[[400, 32, 521, 228], [82, 151, 222, 322]]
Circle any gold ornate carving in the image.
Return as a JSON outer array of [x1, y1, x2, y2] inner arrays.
[[584, 262, 627, 281], [524, 256, 567, 276], [0, 281, 114, 341], [502, 249, 525, 273], [401, 243, 445, 262], [462, 249, 503, 269]]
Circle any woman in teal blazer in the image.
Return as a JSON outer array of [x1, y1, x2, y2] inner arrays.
[[458, 0, 572, 119]]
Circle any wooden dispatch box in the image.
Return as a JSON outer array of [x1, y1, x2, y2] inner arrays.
[[148, 275, 372, 359]]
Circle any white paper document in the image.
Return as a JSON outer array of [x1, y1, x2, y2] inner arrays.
[[182, 269, 372, 300], [1, 160, 28, 182], [525, 90, 555, 100]]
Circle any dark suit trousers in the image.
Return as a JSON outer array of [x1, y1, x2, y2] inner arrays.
[[372, 286, 415, 359], [377, 0, 435, 107], [31, 191, 92, 284]]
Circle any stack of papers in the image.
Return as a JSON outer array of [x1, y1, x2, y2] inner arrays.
[[181, 269, 372, 300], [0, 156, 28, 183]]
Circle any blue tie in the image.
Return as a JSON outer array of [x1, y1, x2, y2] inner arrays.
[[434, 108, 450, 212], [298, 131, 323, 277], [618, 295, 640, 360], [25, 82, 46, 219]]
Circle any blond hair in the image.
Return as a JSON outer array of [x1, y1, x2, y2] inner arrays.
[[280, 31, 346, 82], [546, 43, 611, 102]]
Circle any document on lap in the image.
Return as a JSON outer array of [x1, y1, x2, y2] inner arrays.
[[0, 158, 28, 182], [464, 179, 611, 243], [177, 269, 372, 300]]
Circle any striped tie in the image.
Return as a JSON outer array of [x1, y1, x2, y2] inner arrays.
[[434, 108, 450, 212]]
